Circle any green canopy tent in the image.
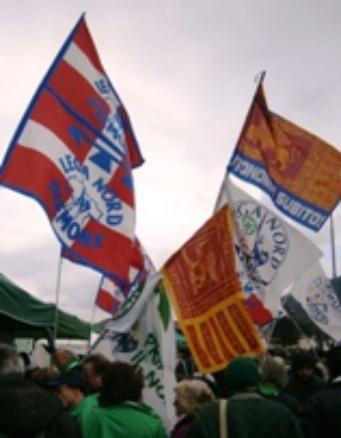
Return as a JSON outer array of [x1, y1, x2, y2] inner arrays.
[[0, 274, 91, 341]]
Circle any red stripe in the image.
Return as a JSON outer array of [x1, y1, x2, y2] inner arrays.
[[73, 19, 105, 75], [200, 321, 224, 365], [245, 294, 273, 326], [73, 20, 144, 168], [209, 317, 234, 361], [30, 90, 135, 209], [48, 60, 110, 132], [216, 310, 245, 355], [30, 90, 94, 163], [96, 289, 120, 314], [117, 105, 143, 167], [130, 240, 145, 270], [186, 324, 211, 369], [70, 219, 133, 283], [1, 147, 133, 282], [0, 146, 71, 219], [109, 154, 135, 207]]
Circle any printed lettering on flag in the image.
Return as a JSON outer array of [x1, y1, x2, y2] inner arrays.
[[289, 262, 341, 341], [162, 206, 264, 373], [228, 83, 341, 231], [0, 16, 143, 286], [96, 239, 155, 315], [93, 272, 176, 431], [215, 179, 322, 318]]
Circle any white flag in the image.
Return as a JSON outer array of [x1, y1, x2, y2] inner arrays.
[[93, 271, 176, 430], [289, 262, 341, 341], [215, 178, 322, 315]]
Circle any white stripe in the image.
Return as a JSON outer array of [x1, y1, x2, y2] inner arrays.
[[64, 43, 127, 156], [102, 266, 140, 293], [102, 277, 117, 294], [101, 279, 125, 302], [64, 43, 120, 107], [19, 119, 69, 171], [19, 120, 134, 238]]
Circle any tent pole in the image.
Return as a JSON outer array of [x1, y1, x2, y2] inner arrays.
[[52, 250, 63, 346]]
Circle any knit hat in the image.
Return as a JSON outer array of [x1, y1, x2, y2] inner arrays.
[[48, 369, 88, 393], [222, 357, 262, 394]]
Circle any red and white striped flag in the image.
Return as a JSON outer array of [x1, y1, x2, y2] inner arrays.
[[0, 16, 143, 287], [96, 239, 155, 315]]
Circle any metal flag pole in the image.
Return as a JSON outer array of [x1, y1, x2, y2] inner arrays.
[[52, 249, 63, 348], [330, 214, 337, 279]]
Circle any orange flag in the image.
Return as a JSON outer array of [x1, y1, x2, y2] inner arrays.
[[162, 206, 264, 373], [228, 82, 341, 232]]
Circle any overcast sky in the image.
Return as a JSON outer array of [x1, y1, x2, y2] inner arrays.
[[0, 1, 340, 322]]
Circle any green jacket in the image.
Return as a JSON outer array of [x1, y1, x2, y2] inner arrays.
[[82, 401, 167, 438], [71, 393, 99, 428], [188, 394, 304, 438]]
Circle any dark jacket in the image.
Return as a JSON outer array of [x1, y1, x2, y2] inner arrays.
[[0, 376, 81, 438], [259, 384, 302, 416], [285, 375, 326, 406], [301, 382, 341, 438], [188, 393, 303, 438], [170, 415, 193, 438]]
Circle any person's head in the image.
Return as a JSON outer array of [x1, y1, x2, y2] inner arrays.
[[29, 366, 60, 390], [0, 343, 24, 377], [260, 355, 288, 388], [52, 349, 78, 371], [291, 351, 316, 382], [221, 356, 262, 396], [54, 370, 87, 408], [82, 353, 110, 391], [326, 346, 341, 380], [173, 379, 215, 417], [99, 361, 144, 406]]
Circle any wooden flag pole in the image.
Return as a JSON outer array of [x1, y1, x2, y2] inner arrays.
[[330, 214, 337, 279], [52, 249, 63, 347]]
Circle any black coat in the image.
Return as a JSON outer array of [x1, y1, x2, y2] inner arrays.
[[301, 382, 341, 438], [0, 376, 81, 438]]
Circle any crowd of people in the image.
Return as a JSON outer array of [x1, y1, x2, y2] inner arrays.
[[0, 342, 341, 437]]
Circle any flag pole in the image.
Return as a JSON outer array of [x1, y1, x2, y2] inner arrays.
[[216, 70, 266, 210], [232, 70, 266, 152], [330, 214, 337, 279], [87, 302, 97, 352], [52, 249, 63, 346]]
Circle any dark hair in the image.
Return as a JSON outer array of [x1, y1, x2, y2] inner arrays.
[[326, 347, 341, 379], [83, 353, 110, 376], [99, 361, 144, 406], [291, 351, 316, 371]]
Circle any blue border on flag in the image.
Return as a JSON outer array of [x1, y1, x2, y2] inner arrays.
[[227, 149, 333, 232]]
